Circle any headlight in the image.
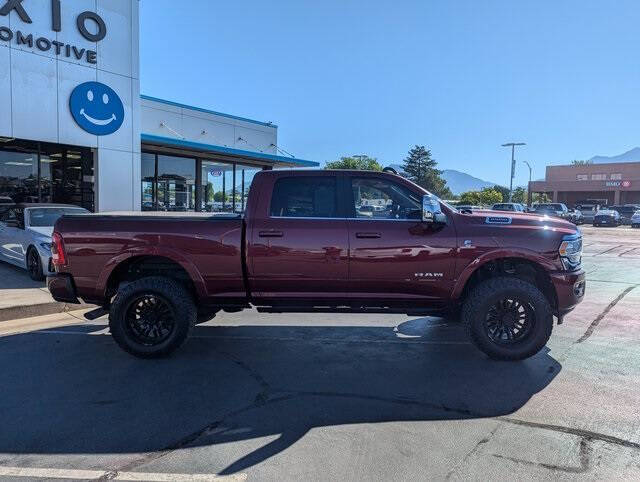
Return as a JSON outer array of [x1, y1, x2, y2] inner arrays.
[[559, 234, 582, 271], [40, 242, 52, 250]]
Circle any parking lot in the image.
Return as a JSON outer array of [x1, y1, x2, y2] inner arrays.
[[0, 226, 639, 480]]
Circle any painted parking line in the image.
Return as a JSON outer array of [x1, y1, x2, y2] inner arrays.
[[0, 466, 246, 481]]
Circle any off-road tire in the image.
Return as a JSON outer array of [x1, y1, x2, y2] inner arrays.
[[109, 277, 196, 358], [462, 277, 553, 361]]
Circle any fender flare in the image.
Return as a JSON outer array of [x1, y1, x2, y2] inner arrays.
[[95, 247, 208, 300], [451, 248, 557, 300]]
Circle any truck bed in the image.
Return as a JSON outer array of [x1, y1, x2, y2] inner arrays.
[[55, 214, 246, 304]]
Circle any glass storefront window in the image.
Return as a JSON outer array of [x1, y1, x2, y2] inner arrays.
[[201, 161, 234, 212], [141, 152, 156, 211], [0, 151, 38, 203], [142, 153, 265, 213], [235, 164, 260, 213], [0, 140, 93, 211], [157, 155, 196, 212]]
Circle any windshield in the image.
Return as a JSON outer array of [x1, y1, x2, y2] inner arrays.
[[28, 208, 89, 227]]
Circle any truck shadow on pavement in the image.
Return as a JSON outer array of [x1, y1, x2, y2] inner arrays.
[[0, 317, 561, 474]]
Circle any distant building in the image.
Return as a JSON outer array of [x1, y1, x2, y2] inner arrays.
[[529, 161, 640, 206]]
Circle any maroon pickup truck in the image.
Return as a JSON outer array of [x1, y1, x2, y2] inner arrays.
[[48, 170, 585, 361]]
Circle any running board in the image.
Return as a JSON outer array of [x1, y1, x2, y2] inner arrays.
[[256, 306, 441, 316]]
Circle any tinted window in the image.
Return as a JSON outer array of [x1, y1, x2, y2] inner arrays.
[[270, 177, 338, 218], [352, 177, 421, 220]]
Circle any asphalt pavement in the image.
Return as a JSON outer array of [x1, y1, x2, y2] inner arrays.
[[0, 226, 639, 480]]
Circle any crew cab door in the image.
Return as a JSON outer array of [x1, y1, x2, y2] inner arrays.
[[248, 173, 349, 299], [347, 175, 458, 302]]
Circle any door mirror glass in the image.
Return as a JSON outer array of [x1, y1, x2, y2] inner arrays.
[[422, 194, 445, 223]]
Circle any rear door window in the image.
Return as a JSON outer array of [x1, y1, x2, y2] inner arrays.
[[270, 177, 338, 218]]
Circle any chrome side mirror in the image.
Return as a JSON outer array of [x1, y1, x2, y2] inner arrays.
[[422, 194, 445, 223]]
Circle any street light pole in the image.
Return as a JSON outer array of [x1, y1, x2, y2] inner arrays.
[[522, 160, 533, 207], [501, 142, 526, 201]]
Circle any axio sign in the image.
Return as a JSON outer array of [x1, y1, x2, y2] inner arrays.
[[70, 82, 124, 136], [0, 0, 107, 64]]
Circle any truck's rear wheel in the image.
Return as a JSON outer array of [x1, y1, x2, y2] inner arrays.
[[109, 277, 196, 358], [462, 277, 553, 361]]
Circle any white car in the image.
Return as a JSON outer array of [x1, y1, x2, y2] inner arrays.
[[632, 211, 640, 229], [0, 204, 89, 280]]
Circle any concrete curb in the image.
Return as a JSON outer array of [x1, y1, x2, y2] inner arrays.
[[0, 302, 90, 323]]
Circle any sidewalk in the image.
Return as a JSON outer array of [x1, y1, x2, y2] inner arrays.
[[0, 263, 88, 322]]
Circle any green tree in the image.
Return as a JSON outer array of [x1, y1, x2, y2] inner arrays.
[[206, 182, 215, 203], [459, 191, 482, 206], [401, 145, 453, 198], [492, 185, 510, 201], [479, 187, 503, 205], [532, 192, 551, 204], [511, 186, 527, 204], [325, 155, 382, 171], [213, 191, 229, 202], [459, 187, 503, 206]]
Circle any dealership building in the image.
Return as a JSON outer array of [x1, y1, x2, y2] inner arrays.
[[529, 161, 640, 206], [0, 0, 316, 213]]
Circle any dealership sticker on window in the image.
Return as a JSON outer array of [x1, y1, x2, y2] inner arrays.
[[70, 82, 125, 136]]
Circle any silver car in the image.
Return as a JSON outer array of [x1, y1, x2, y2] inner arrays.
[[0, 204, 89, 280]]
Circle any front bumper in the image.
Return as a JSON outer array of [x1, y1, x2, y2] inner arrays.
[[47, 274, 80, 304], [550, 269, 586, 316]]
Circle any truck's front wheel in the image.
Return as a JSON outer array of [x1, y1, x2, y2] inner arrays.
[[462, 277, 553, 361], [109, 277, 196, 358]]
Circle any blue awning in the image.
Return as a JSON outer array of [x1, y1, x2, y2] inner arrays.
[[141, 134, 319, 168]]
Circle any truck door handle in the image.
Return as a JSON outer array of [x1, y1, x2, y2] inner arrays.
[[259, 230, 283, 238], [355, 232, 381, 239]]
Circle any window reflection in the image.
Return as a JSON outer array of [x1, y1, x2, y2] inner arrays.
[[142, 154, 264, 213], [0, 151, 38, 203], [157, 155, 196, 212], [201, 161, 233, 212], [235, 164, 260, 213]]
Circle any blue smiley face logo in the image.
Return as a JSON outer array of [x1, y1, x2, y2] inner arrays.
[[70, 82, 125, 136]]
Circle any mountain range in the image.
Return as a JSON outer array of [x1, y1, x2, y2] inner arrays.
[[387, 164, 498, 195], [589, 147, 640, 164]]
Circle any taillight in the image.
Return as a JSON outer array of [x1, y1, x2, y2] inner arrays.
[[51, 232, 67, 267]]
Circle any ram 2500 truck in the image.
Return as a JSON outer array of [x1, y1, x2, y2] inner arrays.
[[47, 170, 585, 361]]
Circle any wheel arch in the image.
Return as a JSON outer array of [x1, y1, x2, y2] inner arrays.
[[100, 252, 206, 302], [453, 252, 558, 311]]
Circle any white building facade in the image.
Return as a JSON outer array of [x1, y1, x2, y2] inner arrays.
[[0, 0, 315, 213]]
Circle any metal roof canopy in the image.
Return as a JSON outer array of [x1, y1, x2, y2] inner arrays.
[[141, 134, 319, 169]]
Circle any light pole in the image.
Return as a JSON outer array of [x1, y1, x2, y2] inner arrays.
[[522, 160, 533, 207], [501, 142, 526, 201]]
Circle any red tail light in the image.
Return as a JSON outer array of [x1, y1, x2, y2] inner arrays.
[[51, 232, 67, 267]]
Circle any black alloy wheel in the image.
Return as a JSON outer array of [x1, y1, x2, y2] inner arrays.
[[124, 294, 176, 346], [484, 297, 535, 344], [27, 248, 44, 281], [108, 277, 196, 358]]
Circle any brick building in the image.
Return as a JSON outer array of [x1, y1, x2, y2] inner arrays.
[[529, 161, 640, 206]]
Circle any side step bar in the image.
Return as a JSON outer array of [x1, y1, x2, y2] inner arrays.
[[256, 306, 441, 316]]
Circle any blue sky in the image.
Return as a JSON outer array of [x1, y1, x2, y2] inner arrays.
[[140, 0, 640, 187]]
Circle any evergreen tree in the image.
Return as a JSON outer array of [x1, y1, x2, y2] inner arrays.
[[401, 146, 452, 198]]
